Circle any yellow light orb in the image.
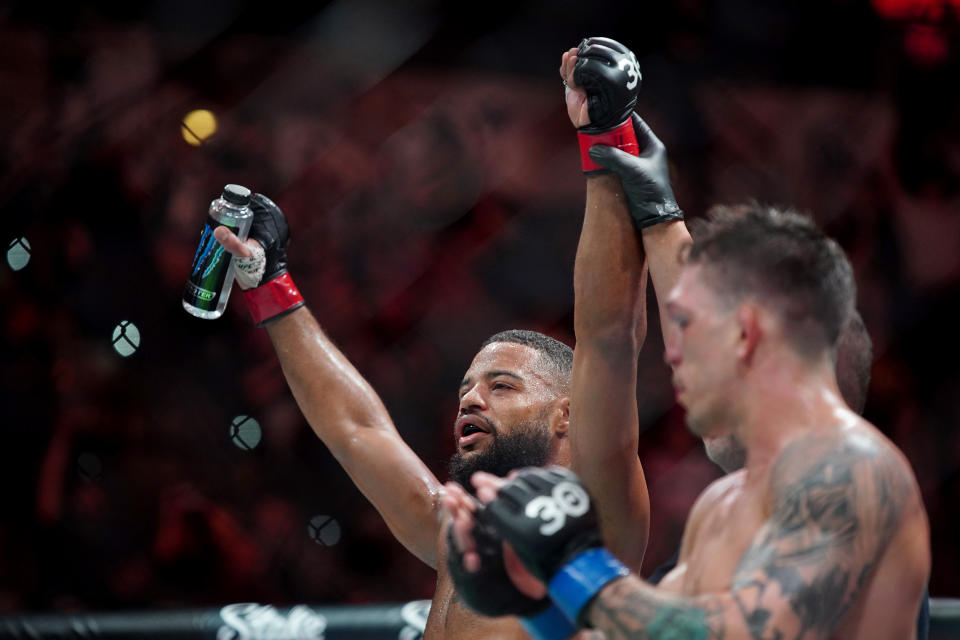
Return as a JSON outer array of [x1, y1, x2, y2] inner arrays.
[[181, 109, 217, 146]]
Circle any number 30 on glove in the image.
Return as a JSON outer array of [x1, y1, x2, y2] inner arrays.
[[484, 467, 630, 628]]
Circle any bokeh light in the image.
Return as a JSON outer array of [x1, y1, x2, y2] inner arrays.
[[229, 415, 262, 450], [307, 515, 341, 546], [6, 237, 30, 271], [111, 321, 140, 357], [181, 109, 218, 146]]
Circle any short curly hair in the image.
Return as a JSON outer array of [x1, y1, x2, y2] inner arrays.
[[480, 330, 573, 394]]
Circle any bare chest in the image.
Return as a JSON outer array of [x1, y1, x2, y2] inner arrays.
[[679, 489, 765, 595], [424, 568, 529, 640], [424, 572, 600, 639]]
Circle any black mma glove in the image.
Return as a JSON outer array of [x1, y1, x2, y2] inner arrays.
[[484, 467, 630, 627], [484, 467, 602, 582], [236, 193, 305, 326], [446, 514, 578, 639], [575, 37, 641, 134], [573, 37, 642, 173], [588, 113, 685, 229], [445, 519, 548, 617]]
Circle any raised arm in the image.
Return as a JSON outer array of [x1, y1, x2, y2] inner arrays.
[[588, 115, 691, 347], [265, 308, 444, 567], [215, 194, 444, 568], [638, 221, 691, 346], [562, 39, 650, 571]]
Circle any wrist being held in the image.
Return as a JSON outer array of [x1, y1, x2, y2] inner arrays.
[[478, 467, 631, 627], [444, 516, 550, 619], [587, 114, 685, 230], [442, 480, 577, 638]]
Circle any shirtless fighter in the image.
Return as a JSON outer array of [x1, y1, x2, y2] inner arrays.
[[208, 36, 655, 639], [446, 204, 931, 638], [646, 308, 874, 584], [558, 42, 928, 636], [650, 310, 930, 639]]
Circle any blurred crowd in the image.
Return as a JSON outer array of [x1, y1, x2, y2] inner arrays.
[[1, 0, 958, 613]]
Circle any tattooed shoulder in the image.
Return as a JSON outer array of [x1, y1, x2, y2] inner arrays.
[[730, 430, 913, 636], [766, 432, 911, 546]]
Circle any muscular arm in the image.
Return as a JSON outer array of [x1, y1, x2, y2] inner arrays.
[[640, 220, 691, 347], [571, 172, 650, 571], [266, 307, 444, 567], [584, 435, 915, 638]]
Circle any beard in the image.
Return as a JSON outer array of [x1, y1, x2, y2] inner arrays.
[[446, 414, 553, 493]]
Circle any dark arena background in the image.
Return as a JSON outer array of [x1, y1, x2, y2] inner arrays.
[[1, 0, 959, 638]]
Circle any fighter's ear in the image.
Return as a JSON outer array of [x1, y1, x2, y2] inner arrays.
[[551, 395, 571, 437], [736, 303, 763, 365]]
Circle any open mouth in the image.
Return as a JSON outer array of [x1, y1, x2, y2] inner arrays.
[[456, 416, 492, 448], [459, 425, 489, 447]]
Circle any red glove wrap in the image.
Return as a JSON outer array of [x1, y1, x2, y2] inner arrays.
[[577, 119, 639, 173], [242, 272, 305, 327]]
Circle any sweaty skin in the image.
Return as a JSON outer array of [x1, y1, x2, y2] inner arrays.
[[446, 80, 929, 634], [561, 45, 688, 572], [208, 39, 666, 637], [272, 312, 568, 640], [453, 263, 929, 639], [570, 170, 651, 571], [559, 46, 926, 637], [445, 46, 927, 640], [587, 266, 930, 640], [215, 224, 616, 638], [588, 423, 929, 640]]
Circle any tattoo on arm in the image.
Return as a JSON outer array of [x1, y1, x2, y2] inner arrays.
[[590, 578, 725, 640], [587, 435, 911, 639], [731, 437, 909, 637]]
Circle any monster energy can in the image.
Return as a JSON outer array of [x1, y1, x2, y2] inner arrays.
[[182, 184, 254, 319]]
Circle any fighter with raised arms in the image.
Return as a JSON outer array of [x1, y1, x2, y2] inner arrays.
[[444, 36, 930, 640], [446, 206, 931, 638], [207, 35, 657, 639]]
